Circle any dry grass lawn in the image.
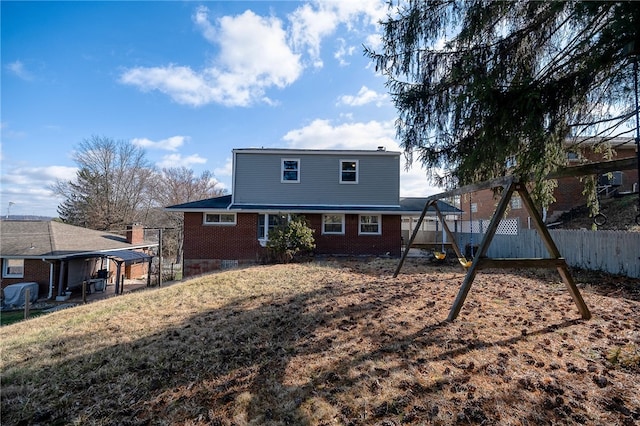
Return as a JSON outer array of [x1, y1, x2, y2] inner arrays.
[[1, 258, 639, 425]]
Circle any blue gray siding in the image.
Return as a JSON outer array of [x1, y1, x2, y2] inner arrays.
[[233, 150, 400, 206]]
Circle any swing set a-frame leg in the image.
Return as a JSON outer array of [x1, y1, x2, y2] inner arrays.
[[447, 179, 591, 321], [448, 180, 515, 321], [517, 181, 591, 320]]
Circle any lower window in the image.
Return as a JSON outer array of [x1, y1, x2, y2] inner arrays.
[[3, 259, 24, 278], [204, 213, 236, 225], [322, 214, 345, 234], [258, 214, 288, 240], [359, 215, 381, 235]]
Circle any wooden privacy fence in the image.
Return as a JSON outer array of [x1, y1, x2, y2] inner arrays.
[[457, 229, 640, 278]]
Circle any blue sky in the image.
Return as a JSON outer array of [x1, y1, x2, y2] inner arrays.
[[1, 0, 440, 218]]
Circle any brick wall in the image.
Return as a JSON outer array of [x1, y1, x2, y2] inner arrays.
[[125, 258, 150, 280], [307, 214, 402, 257], [182, 212, 403, 277], [183, 212, 265, 277], [126, 224, 144, 244], [1, 259, 55, 299], [183, 212, 264, 260], [124, 224, 151, 279], [459, 145, 638, 224]]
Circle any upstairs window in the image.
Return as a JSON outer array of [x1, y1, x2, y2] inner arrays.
[[3, 259, 24, 278], [204, 213, 236, 225], [322, 214, 345, 234], [359, 215, 381, 235], [281, 158, 300, 183], [340, 160, 358, 184]]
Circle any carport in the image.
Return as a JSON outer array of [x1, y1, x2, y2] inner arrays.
[[58, 250, 153, 297], [105, 250, 154, 295]]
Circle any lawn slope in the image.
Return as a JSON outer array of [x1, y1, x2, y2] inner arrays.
[[1, 259, 639, 425]]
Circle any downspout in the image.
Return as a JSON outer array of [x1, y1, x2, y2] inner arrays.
[[41, 259, 55, 299]]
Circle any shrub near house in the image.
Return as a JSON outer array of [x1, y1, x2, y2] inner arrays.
[[266, 216, 316, 264]]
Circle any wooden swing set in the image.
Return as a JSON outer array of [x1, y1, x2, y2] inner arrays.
[[394, 156, 638, 322]]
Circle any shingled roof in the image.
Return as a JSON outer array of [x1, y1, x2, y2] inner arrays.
[[166, 194, 462, 215], [0, 221, 156, 259]]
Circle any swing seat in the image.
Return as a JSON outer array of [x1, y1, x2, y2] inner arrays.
[[434, 251, 446, 260], [458, 257, 472, 268]]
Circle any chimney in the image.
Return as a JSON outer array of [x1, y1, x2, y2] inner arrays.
[[126, 224, 144, 245]]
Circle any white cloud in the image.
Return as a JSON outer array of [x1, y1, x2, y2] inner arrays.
[[399, 164, 445, 198], [334, 38, 356, 66], [120, 65, 218, 107], [2, 165, 77, 185], [282, 118, 397, 151], [6, 60, 34, 81], [282, 118, 441, 196], [288, 0, 386, 68], [192, 5, 217, 44], [120, 9, 302, 107], [288, 3, 337, 68], [132, 136, 188, 151], [364, 32, 383, 52], [0, 165, 77, 217], [337, 85, 388, 107], [120, 2, 387, 107], [214, 157, 233, 178], [156, 153, 207, 169]]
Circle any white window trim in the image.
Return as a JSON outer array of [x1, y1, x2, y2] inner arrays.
[[322, 214, 345, 235], [359, 214, 382, 235], [3, 258, 24, 278], [339, 159, 359, 184], [281, 158, 300, 183], [257, 213, 289, 246], [203, 212, 237, 225]]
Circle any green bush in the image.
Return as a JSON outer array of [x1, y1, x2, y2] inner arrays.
[[266, 215, 316, 263]]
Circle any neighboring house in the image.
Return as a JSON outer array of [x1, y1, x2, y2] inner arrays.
[[167, 148, 461, 277], [0, 221, 157, 300], [458, 137, 639, 226]]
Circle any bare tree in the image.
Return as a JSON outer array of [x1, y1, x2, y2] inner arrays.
[[152, 167, 225, 263], [52, 136, 154, 231]]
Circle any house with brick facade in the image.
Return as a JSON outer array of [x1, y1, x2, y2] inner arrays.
[[167, 148, 461, 277], [457, 137, 639, 228], [0, 221, 156, 301]]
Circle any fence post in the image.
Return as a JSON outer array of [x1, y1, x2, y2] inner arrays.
[[24, 288, 30, 319]]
